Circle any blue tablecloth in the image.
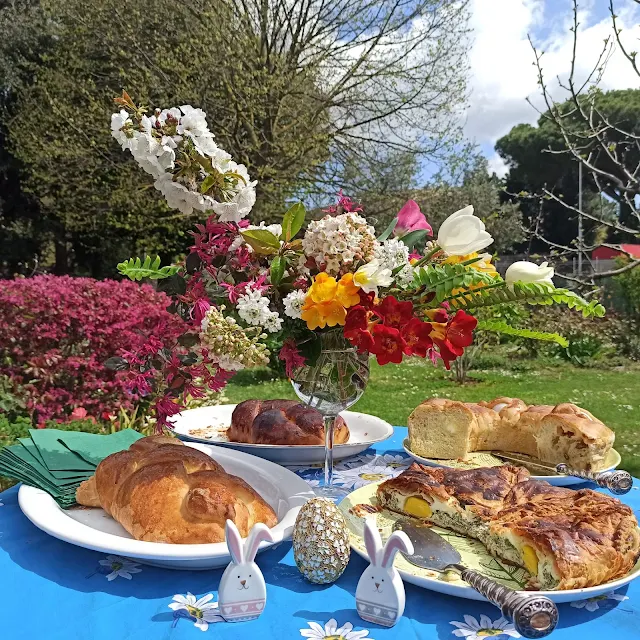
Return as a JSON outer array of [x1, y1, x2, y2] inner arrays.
[[1, 426, 640, 640]]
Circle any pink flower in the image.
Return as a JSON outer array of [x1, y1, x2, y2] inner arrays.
[[191, 298, 210, 325], [394, 200, 432, 237], [70, 407, 88, 420], [322, 189, 363, 215], [278, 339, 306, 378]]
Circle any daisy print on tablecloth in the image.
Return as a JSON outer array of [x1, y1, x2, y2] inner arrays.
[[169, 592, 224, 631], [98, 555, 142, 581], [332, 453, 410, 489], [570, 590, 629, 612], [300, 618, 372, 640], [450, 614, 520, 639]]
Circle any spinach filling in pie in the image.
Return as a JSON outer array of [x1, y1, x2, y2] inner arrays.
[[377, 463, 640, 590]]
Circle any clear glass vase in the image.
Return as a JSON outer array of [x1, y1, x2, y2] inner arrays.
[[291, 330, 370, 501]]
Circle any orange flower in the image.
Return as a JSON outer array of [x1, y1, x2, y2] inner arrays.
[[301, 272, 360, 330], [444, 252, 498, 298]]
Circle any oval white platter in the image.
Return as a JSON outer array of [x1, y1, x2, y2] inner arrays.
[[168, 404, 394, 465], [18, 442, 314, 570], [402, 438, 623, 487], [339, 482, 640, 603]]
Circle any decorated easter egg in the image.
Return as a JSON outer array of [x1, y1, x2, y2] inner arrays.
[[293, 497, 351, 584]]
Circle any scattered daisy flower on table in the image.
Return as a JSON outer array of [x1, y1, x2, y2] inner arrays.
[[450, 614, 520, 639], [332, 454, 410, 489], [98, 555, 142, 581], [169, 592, 223, 631], [570, 590, 629, 612], [300, 618, 372, 640]]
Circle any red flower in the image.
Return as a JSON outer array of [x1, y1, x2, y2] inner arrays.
[[403, 318, 433, 357], [278, 339, 307, 378], [433, 310, 477, 369], [434, 338, 460, 370], [344, 306, 368, 337], [446, 310, 477, 349], [372, 324, 406, 365], [358, 290, 377, 309], [344, 306, 375, 353], [378, 296, 414, 329]]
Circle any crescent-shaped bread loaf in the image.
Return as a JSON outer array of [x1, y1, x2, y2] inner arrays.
[[229, 399, 349, 445], [75, 435, 277, 543]]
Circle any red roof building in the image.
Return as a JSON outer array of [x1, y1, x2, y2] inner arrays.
[[592, 244, 640, 260]]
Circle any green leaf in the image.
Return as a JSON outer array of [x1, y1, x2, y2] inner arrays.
[[117, 256, 180, 281], [241, 229, 281, 255], [377, 216, 397, 241], [270, 256, 286, 285], [399, 229, 428, 249], [414, 263, 501, 302], [446, 282, 606, 318], [200, 173, 217, 194], [104, 356, 129, 371], [477, 320, 569, 347], [282, 202, 306, 241]]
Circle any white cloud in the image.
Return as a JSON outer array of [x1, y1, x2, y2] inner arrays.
[[467, 0, 640, 176]]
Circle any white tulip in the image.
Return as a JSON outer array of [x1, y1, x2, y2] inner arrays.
[[505, 261, 555, 287], [353, 259, 393, 296], [437, 205, 494, 256]]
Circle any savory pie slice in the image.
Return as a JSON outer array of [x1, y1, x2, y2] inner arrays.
[[377, 463, 640, 590]]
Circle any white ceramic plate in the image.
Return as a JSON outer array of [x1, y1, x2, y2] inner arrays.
[[18, 443, 314, 570], [402, 438, 623, 487], [340, 482, 640, 603], [168, 405, 394, 465]]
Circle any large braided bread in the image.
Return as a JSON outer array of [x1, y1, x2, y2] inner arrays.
[[229, 400, 350, 445], [75, 435, 277, 543]]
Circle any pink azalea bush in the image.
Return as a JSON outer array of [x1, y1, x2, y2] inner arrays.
[[0, 275, 184, 423]]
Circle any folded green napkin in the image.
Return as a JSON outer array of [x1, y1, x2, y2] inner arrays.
[[0, 428, 145, 509]]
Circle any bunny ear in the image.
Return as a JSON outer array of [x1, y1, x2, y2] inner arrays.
[[225, 519, 244, 564], [363, 519, 383, 566], [244, 523, 274, 562], [381, 530, 414, 569]]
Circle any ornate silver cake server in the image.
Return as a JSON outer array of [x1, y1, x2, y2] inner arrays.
[[392, 519, 558, 639], [490, 451, 633, 495]]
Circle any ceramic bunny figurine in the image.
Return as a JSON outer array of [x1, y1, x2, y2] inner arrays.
[[355, 519, 414, 627], [218, 519, 274, 622]]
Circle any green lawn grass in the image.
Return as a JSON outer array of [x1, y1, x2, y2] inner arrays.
[[226, 359, 640, 476]]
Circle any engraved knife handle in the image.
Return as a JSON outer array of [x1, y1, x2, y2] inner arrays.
[[449, 564, 559, 639], [555, 465, 633, 495]]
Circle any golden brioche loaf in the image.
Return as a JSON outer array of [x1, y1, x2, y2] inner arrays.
[[408, 397, 614, 471], [76, 435, 277, 543]]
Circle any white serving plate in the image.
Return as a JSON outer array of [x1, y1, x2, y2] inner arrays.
[[340, 482, 640, 604], [402, 438, 623, 487], [168, 405, 394, 465], [18, 442, 314, 570]]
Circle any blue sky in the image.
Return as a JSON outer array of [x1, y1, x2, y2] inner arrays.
[[461, 0, 640, 177]]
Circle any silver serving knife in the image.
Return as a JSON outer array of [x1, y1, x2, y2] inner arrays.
[[490, 451, 633, 495], [392, 520, 558, 639]]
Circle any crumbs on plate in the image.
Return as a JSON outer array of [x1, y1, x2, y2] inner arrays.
[[189, 425, 230, 440], [350, 503, 381, 517]]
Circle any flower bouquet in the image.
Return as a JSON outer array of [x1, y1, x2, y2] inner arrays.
[[110, 92, 604, 495]]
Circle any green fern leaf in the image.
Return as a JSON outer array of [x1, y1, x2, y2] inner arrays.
[[446, 282, 605, 318], [477, 319, 569, 347], [117, 256, 180, 281], [413, 264, 500, 302]]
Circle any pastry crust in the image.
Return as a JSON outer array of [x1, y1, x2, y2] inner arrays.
[[408, 397, 614, 471], [75, 435, 277, 543], [377, 463, 640, 590], [229, 399, 349, 445]]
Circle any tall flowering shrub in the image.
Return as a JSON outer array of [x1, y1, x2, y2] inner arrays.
[[0, 275, 184, 423]]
